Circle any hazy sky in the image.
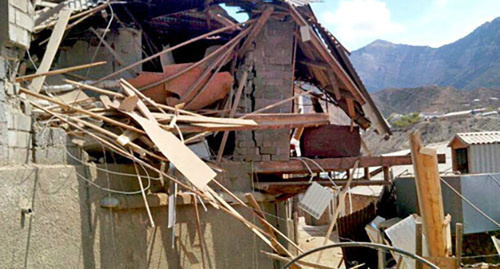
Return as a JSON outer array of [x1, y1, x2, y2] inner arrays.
[[310, 0, 500, 50]]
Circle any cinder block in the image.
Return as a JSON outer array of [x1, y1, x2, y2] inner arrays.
[[34, 147, 63, 164], [271, 153, 289, 161], [15, 8, 33, 31], [260, 147, 276, 155], [8, 5, 15, 23], [8, 23, 30, 48], [262, 140, 273, 148], [261, 155, 271, 161], [33, 146, 80, 165], [33, 127, 67, 147], [0, 58, 7, 78], [10, 0, 29, 13], [8, 147, 32, 164], [16, 112, 31, 131], [8, 130, 31, 148]]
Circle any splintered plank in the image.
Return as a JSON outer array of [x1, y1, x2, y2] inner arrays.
[[127, 112, 216, 190], [30, 8, 72, 93]]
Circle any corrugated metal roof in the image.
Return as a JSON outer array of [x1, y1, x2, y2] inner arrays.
[[450, 132, 500, 146]]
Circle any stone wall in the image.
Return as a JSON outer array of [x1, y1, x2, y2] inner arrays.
[[233, 17, 296, 161]]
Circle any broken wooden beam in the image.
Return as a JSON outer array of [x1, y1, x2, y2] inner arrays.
[[176, 113, 330, 133], [246, 154, 446, 174], [409, 132, 447, 258], [15, 61, 106, 82], [30, 8, 72, 93], [254, 180, 391, 195]]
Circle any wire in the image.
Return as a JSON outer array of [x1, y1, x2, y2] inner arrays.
[[281, 242, 440, 269], [62, 141, 162, 180], [74, 167, 151, 195], [488, 174, 500, 189], [58, 141, 154, 195], [290, 157, 314, 182], [440, 177, 500, 228]]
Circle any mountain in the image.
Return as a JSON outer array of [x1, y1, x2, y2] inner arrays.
[[363, 116, 500, 155], [350, 17, 500, 92], [371, 86, 500, 116]]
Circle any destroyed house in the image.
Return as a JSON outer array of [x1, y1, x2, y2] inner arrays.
[[0, 0, 440, 268]]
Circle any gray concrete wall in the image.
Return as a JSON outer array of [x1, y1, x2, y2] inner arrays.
[[0, 164, 277, 268]]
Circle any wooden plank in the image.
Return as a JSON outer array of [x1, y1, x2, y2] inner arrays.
[[30, 8, 72, 93], [254, 180, 391, 195], [217, 69, 249, 161], [288, 6, 366, 105], [316, 160, 359, 263], [298, 59, 329, 70], [242, 91, 313, 117], [20, 87, 146, 135], [152, 114, 256, 126], [176, 113, 329, 133], [120, 79, 156, 120], [455, 223, 463, 269], [409, 132, 447, 258], [16, 61, 106, 82], [95, 20, 253, 83], [416, 220, 423, 269], [118, 95, 139, 112], [247, 154, 446, 174], [245, 193, 296, 261], [126, 112, 216, 190], [193, 195, 207, 269]]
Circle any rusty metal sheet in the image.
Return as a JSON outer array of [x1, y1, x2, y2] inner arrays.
[[128, 63, 233, 110]]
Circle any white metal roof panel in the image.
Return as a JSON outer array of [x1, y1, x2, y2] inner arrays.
[[453, 132, 500, 146]]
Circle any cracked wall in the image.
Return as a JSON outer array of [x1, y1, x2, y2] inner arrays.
[[233, 17, 296, 161]]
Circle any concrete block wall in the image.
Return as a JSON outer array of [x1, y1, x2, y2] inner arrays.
[[0, 0, 34, 49], [0, 1, 80, 166], [233, 17, 296, 161]]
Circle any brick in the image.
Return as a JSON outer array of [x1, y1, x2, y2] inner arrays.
[[256, 70, 292, 80], [261, 155, 271, 161], [262, 140, 273, 148], [271, 153, 289, 161], [260, 147, 276, 155]]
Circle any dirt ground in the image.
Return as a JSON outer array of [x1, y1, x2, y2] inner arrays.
[[297, 217, 345, 268]]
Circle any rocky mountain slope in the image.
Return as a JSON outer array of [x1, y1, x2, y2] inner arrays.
[[371, 86, 500, 116], [350, 17, 500, 92], [363, 116, 500, 155]]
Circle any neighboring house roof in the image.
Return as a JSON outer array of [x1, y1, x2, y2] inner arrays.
[[448, 132, 500, 147]]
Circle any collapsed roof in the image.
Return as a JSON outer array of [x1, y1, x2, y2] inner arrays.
[[30, 0, 391, 137]]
